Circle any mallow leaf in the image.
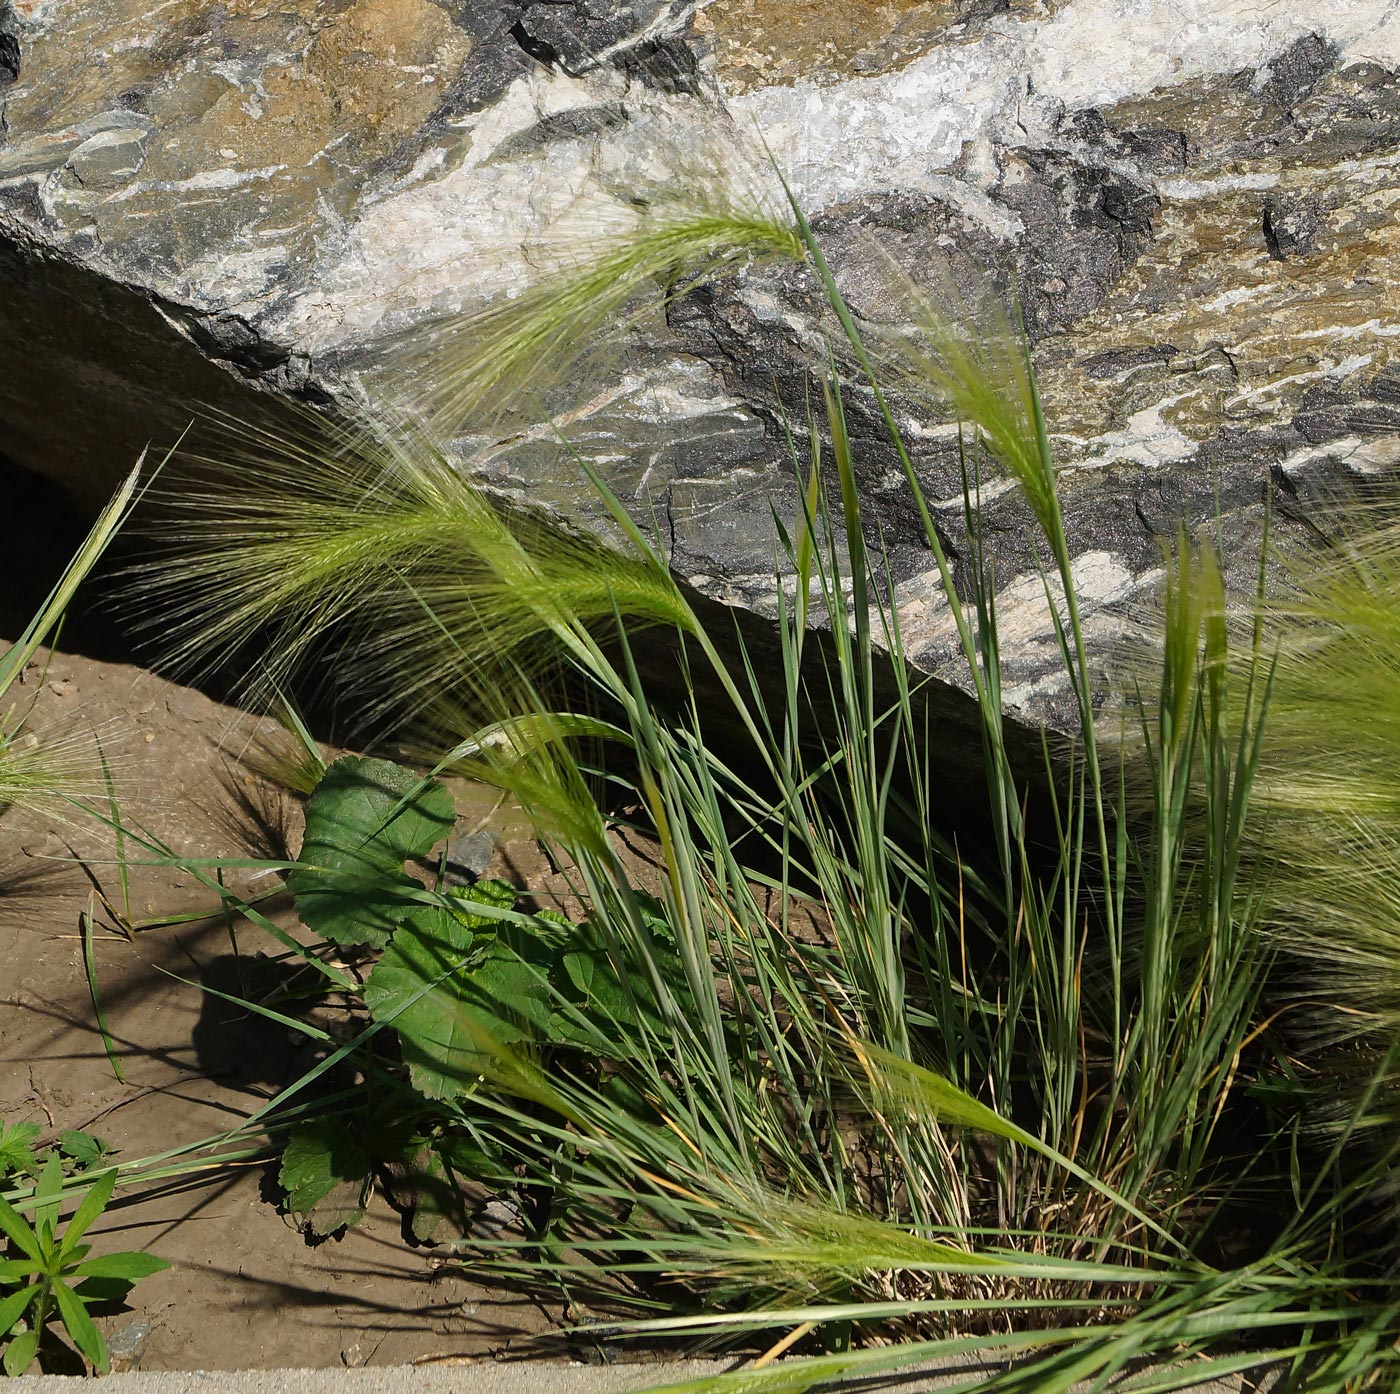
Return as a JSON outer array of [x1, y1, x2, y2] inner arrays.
[[551, 907, 683, 1053], [402, 1135, 499, 1246], [288, 756, 455, 948], [278, 1119, 373, 1237], [363, 883, 553, 1101]]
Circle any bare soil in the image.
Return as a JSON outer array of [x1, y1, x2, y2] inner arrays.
[[0, 646, 564, 1371]]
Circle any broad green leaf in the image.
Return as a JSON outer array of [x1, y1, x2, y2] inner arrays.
[[561, 947, 630, 1018], [438, 1134, 502, 1177], [364, 888, 555, 1102], [0, 1283, 37, 1338], [600, 1070, 654, 1120], [0, 1260, 35, 1283], [58, 1169, 116, 1260], [551, 912, 684, 1054], [287, 756, 455, 947], [632, 891, 679, 946], [2, 1324, 39, 1376], [70, 1252, 168, 1282], [53, 1277, 108, 1373], [557, 947, 664, 1044], [0, 1197, 40, 1264], [450, 878, 518, 923], [470, 938, 558, 1040], [278, 1119, 372, 1237], [401, 1140, 488, 1246], [364, 909, 493, 1101]]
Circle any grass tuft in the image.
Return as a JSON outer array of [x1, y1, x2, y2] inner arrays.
[[121, 183, 1400, 1389], [124, 409, 699, 738], [1243, 501, 1400, 1146]]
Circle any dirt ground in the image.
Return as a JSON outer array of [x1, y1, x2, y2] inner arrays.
[[0, 645, 568, 1372]]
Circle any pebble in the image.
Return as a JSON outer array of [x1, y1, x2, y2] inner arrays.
[[107, 1318, 152, 1372], [472, 1198, 520, 1238]]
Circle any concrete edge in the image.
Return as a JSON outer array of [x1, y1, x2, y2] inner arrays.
[[11, 1354, 1282, 1393]]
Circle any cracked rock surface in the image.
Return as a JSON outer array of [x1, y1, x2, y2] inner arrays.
[[2, 0, 1399, 724]]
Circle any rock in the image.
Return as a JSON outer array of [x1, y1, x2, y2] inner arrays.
[[442, 826, 497, 884], [472, 1196, 523, 1240], [105, 1318, 152, 1372], [1262, 194, 1322, 261], [1, 0, 1398, 726], [67, 127, 148, 189]]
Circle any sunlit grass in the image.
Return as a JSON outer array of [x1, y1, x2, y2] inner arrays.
[[1244, 504, 1400, 1141], [124, 409, 698, 735], [391, 176, 804, 438]]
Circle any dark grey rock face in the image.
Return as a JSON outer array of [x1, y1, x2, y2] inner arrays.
[[1, 0, 1398, 725]]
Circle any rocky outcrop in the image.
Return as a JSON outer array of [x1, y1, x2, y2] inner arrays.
[[2, 0, 1398, 720]]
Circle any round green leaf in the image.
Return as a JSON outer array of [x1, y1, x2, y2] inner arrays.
[[364, 892, 555, 1103], [278, 1120, 372, 1237], [287, 757, 455, 948]]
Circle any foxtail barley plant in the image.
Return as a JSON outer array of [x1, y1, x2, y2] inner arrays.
[[119, 172, 1400, 1394]]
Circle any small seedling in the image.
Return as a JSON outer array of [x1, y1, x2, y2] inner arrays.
[[56, 1132, 114, 1174], [0, 1127, 39, 1185], [0, 1127, 113, 1188], [0, 1155, 167, 1375]]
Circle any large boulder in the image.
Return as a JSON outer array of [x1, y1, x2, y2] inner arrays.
[[2, 0, 1398, 718]]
